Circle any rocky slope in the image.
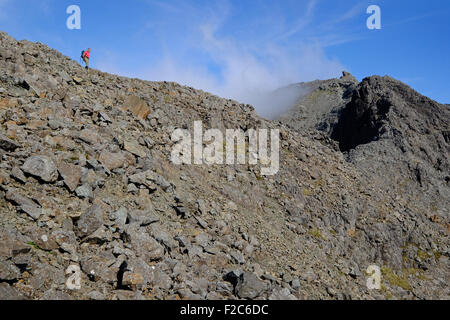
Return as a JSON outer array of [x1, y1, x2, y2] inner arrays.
[[0, 31, 448, 300]]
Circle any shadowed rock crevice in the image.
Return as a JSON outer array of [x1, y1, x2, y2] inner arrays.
[[331, 93, 392, 152], [116, 261, 131, 291]]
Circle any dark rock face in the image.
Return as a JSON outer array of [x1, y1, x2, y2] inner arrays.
[[0, 30, 448, 301], [331, 76, 450, 153], [330, 76, 450, 210], [0, 134, 21, 151], [331, 84, 392, 151]]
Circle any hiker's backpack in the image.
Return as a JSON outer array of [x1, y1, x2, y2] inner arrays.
[[81, 50, 85, 59]]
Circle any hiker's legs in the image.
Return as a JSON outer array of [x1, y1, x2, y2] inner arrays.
[[83, 57, 89, 69]]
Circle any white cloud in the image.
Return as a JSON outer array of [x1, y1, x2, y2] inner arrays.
[[113, 0, 349, 119]]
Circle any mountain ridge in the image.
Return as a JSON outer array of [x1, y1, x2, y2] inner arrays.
[[0, 31, 448, 300]]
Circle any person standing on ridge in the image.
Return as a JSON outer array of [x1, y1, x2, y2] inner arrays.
[[81, 48, 91, 70]]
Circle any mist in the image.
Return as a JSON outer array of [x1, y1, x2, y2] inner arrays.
[[244, 85, 311, 120], [140, 35, 343, 119]]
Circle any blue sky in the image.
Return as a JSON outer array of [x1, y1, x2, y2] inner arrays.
[[1, 0, 449, 115]]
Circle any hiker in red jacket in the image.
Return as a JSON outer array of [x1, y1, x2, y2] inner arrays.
[[82, 48, 91, 70]]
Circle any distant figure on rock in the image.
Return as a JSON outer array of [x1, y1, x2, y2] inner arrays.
[[81, 48, 91, 70]]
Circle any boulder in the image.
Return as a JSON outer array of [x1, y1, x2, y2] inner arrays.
[[124, 224, 164, 262], [235, 272, 267, 299], [0, 283, 28, 300], [76, 204, 105, 238], [5, 189, 42, 220], [58, 162, 81, 192], [99, 151, 127, 171], [21, 156, 58, 183], [124, 140, 147, 158], [121, 95, 150, 120]]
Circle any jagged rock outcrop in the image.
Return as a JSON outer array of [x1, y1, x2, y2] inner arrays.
[[0, 30, 448, 300], [331, 76, 450, 153], [277, 71, 358, 134]]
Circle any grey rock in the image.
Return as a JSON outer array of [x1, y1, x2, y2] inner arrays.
[[58, 70, 72, 83], [128, 170, 170, 192], [10, 167, 27, 184], [81, 254, 117, 284], [99, 112, 112, 123], [216, 281, 234, 295], [5, 189, 36, 208], [235, 272, 267, 299], [5, 189, 42, 219], [39, 289, 73, 300], [193, 215, 208, 229], [58, 162, 81, 192], [87, 225, 113, 244], [0, 235, 31, 258], [148, 224, 177, 250], [21, 156, 58, 183], [110, 207, 128, 227], [223, 269, 243, 287], [269, 287, 297, 300], [0, 260, 21, 281], [0, 32, 448, 301], [75, 183, 93, 200], [124, 140, 147, 158], [29, 264, 66, 291], [127, 183, 139, 193], [0, 283, 28, 300], [282, 273, 293, 284], [152, 270, 172, 290], [124, 224, 164, 261], [48, 119, 62, 130], [20, 204, 42, 220], [194, 233, 210, 248], [291, 277, 301, 290], [277, 72, 358, 133], [230, 249, 245, 265], [196, 199, 207, 215], [174, 235, 190, 248], [76, 204, 105, 238], [128, 209, 159, 226], [87, 291, 106, 300]]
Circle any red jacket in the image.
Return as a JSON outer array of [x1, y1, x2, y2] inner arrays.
[[83, 51, 90, 59]]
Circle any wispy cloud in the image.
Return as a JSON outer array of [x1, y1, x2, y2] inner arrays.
[[111, 0, 353, 118], [325, 1, 368, 26], [278, 0, 318, 40]]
